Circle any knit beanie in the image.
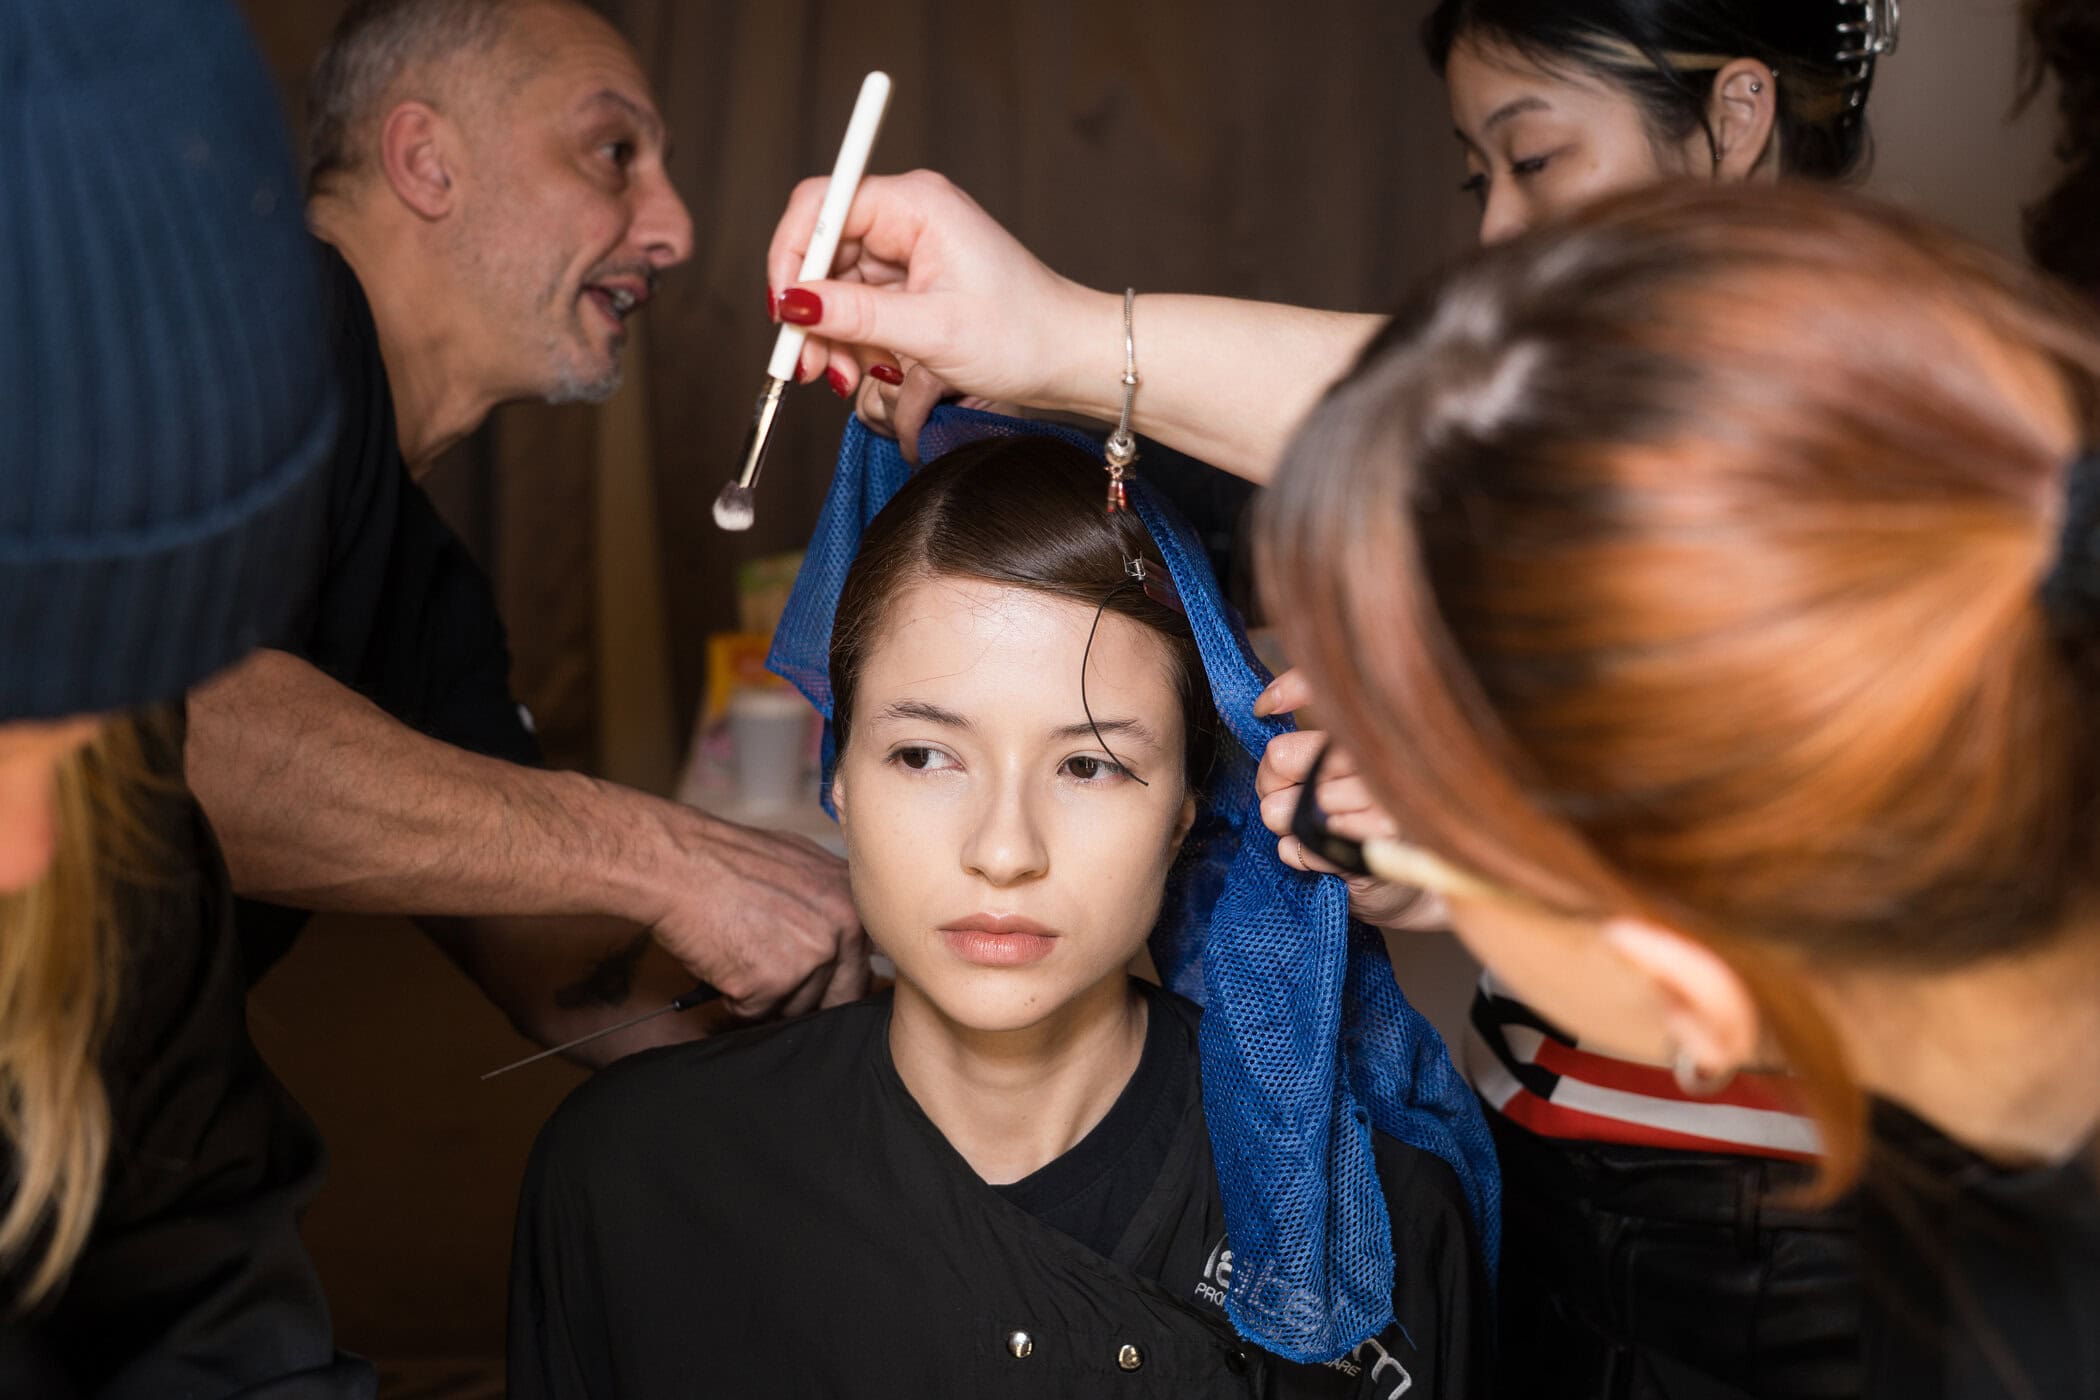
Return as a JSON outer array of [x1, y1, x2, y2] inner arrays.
[[1, 0, 338, 721]]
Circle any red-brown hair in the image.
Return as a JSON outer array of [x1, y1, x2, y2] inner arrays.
[[1259, 183, 2100, 1189]]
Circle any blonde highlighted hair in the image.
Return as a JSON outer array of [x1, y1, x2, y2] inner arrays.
[[0, 716, 165, 1306]]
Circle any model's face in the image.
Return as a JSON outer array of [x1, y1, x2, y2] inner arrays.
[[452, 2, 693, 403], [833, 577, 1196, 1034], [1446, 37, 1703, 246], [0, 716, 100, 894]]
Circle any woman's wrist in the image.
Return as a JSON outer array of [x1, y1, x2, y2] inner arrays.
[[1037, 280, 1131, 422]]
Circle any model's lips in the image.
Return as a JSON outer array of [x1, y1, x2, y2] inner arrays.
[[938, 914, 1060, 968], [939, 914, 1058, 937]]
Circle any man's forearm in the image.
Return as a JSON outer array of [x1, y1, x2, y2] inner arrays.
[[190, 647, 869, 1025], [187, 649, 665, 923]]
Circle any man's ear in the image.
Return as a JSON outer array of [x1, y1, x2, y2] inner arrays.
[[1709, 58, 1780, 181], [377, 101, 457, 220], [1601, 917, 1762, 1083]]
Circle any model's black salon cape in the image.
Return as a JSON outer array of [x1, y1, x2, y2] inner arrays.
[[510, 986, 1487, 1398]]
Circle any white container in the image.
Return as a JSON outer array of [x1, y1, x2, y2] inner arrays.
[[726, 687, 814, 813]]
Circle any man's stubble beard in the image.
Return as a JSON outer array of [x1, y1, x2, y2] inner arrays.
[[543, 343, 624, 405], [452, 197, 625, 407]]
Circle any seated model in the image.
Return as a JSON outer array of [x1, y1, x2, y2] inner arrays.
[[506, 436, 1489, 1398]]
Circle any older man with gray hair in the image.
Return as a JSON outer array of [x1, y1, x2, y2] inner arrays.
[[187, 0, 867, 1061]]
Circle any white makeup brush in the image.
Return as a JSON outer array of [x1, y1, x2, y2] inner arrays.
[[714, 71, 893, 532]]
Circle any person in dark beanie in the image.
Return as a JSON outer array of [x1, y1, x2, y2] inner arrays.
[[0, 0, 374, 1393], [181, 0, 868, 1068]]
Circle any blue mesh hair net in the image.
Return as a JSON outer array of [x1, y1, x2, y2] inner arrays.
[[769, 406, 1500, 1362]]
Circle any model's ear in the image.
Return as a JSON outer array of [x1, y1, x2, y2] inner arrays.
[[1169, 792, 1197, 856], [1709, 58, 1781, 182], [377, 101, 458, 221], [828, 765, 850, 824], [1601, 918, 1763, 1089]]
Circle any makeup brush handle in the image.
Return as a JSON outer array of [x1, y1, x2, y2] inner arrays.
[[766, 70, 891, 382], [766, 325, 809, 383]]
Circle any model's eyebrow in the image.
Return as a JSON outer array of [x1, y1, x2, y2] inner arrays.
[[880, 699, 971, 729], [1480, 95, 1550, 133], [1052, 717, 1164, 751], [877, 703, 1164, 752], [581, 88, 665, 147]]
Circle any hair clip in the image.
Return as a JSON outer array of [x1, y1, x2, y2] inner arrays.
[[2041, 449, 2100, 635], [1836, 0, 1901, 107], [1105, 289, 1141, 514], [1125, 555, 1185, 616]]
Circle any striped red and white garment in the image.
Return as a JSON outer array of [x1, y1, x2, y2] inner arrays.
[[1465, 973, 1821, 1161]]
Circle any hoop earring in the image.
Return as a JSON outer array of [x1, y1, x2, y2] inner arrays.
[[1672, 1045, 1737, 1098]]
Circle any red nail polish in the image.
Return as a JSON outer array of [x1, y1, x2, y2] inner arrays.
[[778, 287, 823, 325], [827, 367, 851, 399], [766, 286, 778, 322], [868, 363, 903, 386]]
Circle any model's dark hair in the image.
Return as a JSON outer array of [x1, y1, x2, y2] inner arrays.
[[1259, 182, 2100, 1192], [1423, 0, 1884, 180], [830, 438, 1219, 793], [2021, 0, 2100, 296]]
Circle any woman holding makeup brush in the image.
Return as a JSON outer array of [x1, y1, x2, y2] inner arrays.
[[762, 4, 1901, 1396]]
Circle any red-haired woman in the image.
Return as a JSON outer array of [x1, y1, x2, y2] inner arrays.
[[1257, 180, 2100, 1400]]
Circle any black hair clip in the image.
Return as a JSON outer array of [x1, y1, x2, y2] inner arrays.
[[2042, 449, 2100, 635]]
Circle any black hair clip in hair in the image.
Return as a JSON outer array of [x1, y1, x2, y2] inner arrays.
[[2042, 450, 2100, 635]]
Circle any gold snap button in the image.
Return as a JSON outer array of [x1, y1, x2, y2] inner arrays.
[[1007, 1331, 1033, 1359], [1117, 1343, 1143, 1372]]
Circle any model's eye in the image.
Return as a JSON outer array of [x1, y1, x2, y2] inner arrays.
[[600, 139, 636, 168], [1510, 153, 1550, 178], [1459, 171, 1488, 203], [892, 746, 957, 773], [1061, 755, 1128, 784]]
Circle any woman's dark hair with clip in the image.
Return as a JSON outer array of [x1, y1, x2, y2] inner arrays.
[[1422, 0, 1896, 180], [829, 437, 1220, 794]]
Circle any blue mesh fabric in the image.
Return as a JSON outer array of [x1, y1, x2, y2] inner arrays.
[[769, 407, 1500, 1362]]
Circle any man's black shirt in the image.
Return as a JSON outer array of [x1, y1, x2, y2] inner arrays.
[[234, 247, 540, 980], [509, 983, 1488, 1398]]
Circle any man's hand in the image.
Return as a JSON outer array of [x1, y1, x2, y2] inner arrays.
[[190, 650, 871, 1047], [640, 809, 869, 1020]]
